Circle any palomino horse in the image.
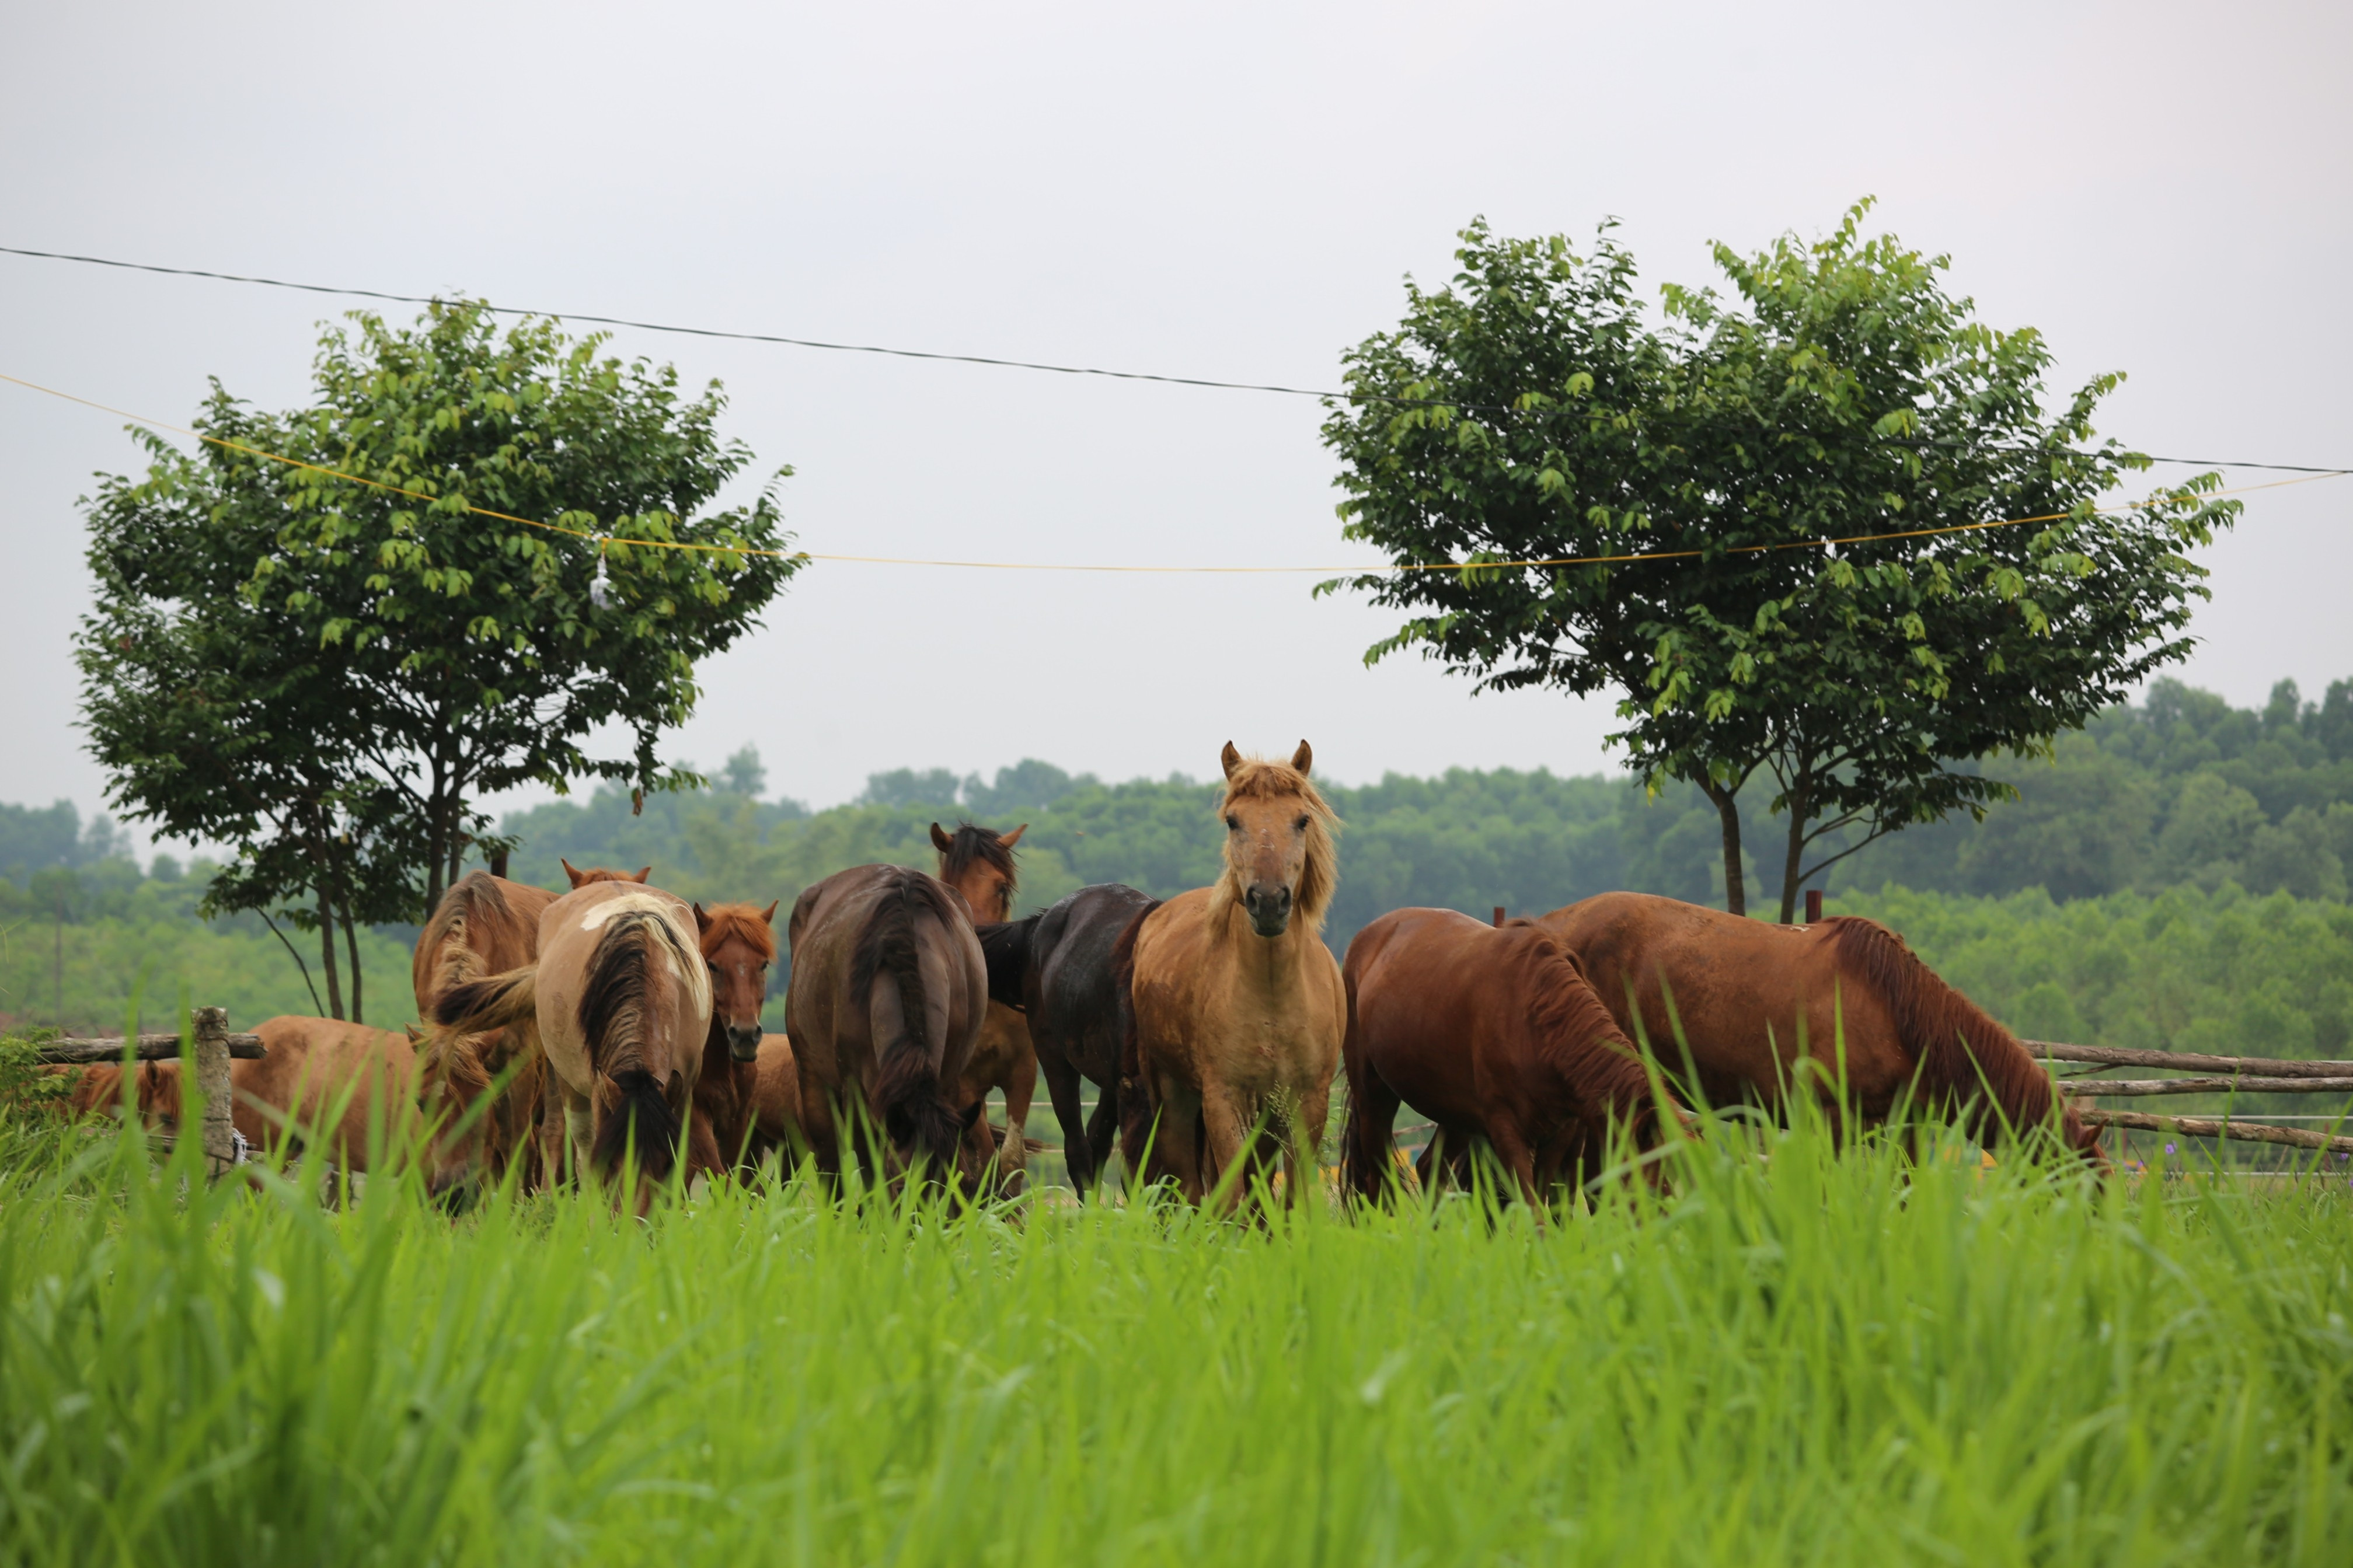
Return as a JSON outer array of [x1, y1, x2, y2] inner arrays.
[[1116, 742, 1345, 1210], [1536, 892, 2101, 1161], [784, 864, 989, 1189], [978, 882, 1158, 1197], [74, 1016, 420, 1179], [435, 878, 712, 1197], [933, 821, 1038, 1195], [1340, 909, 1682, 1213], [683, 900, 780, 1182]]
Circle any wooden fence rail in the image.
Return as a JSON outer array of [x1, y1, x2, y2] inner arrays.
[[34, 1033, 267, 1064], [2059, 1076, 2353, 1097], [29, 1008, 253, 1175], [2029, 1041, 2353, 1079]]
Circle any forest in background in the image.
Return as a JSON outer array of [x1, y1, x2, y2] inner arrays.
[[4, 676, 2348, 1054]]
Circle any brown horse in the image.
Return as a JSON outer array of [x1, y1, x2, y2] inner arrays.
[[683, 900, 779, 1182], [1116, 742, 1345, 1210], [933, 820, 1039, 1195], [1536, 892, 2101, 1161], [412, 871, 561, 1196], [563, 860, 652, 888], [1340, 909, 1682, 1214], [435, 879, 712, 1200], [73, 1016, 419, 1175], [784, 864, 989, 1188]]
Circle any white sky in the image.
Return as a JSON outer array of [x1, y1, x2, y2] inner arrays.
[[3, 1, 2347, 832]]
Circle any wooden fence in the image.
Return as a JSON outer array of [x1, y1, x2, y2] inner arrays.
[[30, 1008, 267, 1176], [2030, 1040, 2353, 1157]]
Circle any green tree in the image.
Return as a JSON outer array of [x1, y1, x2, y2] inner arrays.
[[1322, 202, 2239, 919], [78, 301, 798, 1014]]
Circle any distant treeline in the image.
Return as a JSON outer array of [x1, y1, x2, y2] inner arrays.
[[4, 676, 2347, 1043]]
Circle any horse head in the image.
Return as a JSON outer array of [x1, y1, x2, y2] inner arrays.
[[931, 820, 1025, 925], [1216, 740, 1337, 940], [694, 900, 779, 1064]]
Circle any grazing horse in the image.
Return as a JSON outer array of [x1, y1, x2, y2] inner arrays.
[[1536, 892, 2102, 1162], [435, 879, 712, 1200], [977, 882, 1159, 1197], [1116, 742, 1345, 1210], [73, 1016, 419, 1176], [683, 900, 780, 1183], [412, 871, 561, 1196], [1340, 909, 1682, 1214], [784, 864, 989, 1189], [932, 820, 1038, 1195]]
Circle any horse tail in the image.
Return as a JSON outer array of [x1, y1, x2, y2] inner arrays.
[[578, 912, 696, 1180], [850, 870, 964, 1170], [1825, 917, 2098, 1161], [1110, 899, 1163, 1173], [1522, 933, 1679, 1151], [431, 966, 539, 1039], [590, 1068, 681, 1181]]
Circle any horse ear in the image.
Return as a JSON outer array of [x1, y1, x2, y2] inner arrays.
[[562, 858, 587, 888], [930, 822, 954, 854], [1221, 741, 1242, 779], [631, 866, 652, 883], [999, 823, 1026, 849], [758, 900, 779, 925], [1291, 740, 1313, 775], [692, 902, 712, 933], [406, 1024, 426, 1044]]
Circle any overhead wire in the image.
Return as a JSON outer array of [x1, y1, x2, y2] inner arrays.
[[3, 368, 2335, 575], [2, 242, 2344, 474]]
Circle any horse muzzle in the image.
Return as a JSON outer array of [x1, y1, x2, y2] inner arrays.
[[1243, 883, 1293, 938], [727, 1024, 763, 1064]]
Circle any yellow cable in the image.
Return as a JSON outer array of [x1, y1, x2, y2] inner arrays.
[[5, 369, 2334, 575]]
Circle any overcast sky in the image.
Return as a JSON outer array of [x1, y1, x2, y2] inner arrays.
[[4, 1, 2346, 836]]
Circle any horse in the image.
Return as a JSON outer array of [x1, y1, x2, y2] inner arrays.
[[72, 1016, 420, 1185], [783, 863, 989, 1190], [1340, 909, 1683, 1216], [563, 859, 652, 888], [1115, 742, 1345, 1210], [1535, 892, 2102, 1162], [682, 900, 780, 1183], [977, 882, 1159, 1198], [932, 820, 1038, 1195], [434, 878, 712, 1204], [412, 871, 561, 1197]]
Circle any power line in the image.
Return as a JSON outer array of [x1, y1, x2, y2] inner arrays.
[[4, 242, 2345, 475]]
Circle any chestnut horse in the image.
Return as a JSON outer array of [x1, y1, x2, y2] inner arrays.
[[933, 821, 1038, 1195], [683, 900, 780, 1182], [1340, 909, 1682, 1213], [977, 882, 1158, 1197], [785, 864, 989, 1188], [1116, 742, 1344, 1210], [435, 879, 712, 1198], [1536, 892, 2101, 1161], [74, 1016, 419, 1176]]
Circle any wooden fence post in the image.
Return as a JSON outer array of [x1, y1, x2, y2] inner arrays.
[[1493, 906, 1505, 927], [1804, 889, 1823, 924], [193, 1005, 238, 1176]]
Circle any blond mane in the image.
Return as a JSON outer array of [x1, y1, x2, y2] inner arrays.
[[1208, 755, 1341, 933]]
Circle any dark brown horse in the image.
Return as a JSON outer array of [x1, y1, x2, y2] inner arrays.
[[435, 879, 712, 1204], [684, 900, 779, 1183], [1341, 909, 1681, 1214], [932, 821, 1038, 1194], [783, 864, 989, 1188], [977, 882, 1158, 1197], [1536, 892, 2101, 1161]]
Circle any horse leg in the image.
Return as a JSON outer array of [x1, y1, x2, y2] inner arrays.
[[561, 1083, 595, 1187], [1347, 1066, 1403, 1206], [1487, 1119, 1547, 1230], [1085, 1082, 1120, 1190], [1287, 1085, 1331, 1211], [1152, 1074, 1207, 1204], [1039, 1053, 1092, 1196], [1197, 1083, 1254, 1214], [999, 1043, 1037, 1199]]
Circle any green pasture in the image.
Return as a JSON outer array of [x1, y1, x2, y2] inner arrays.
[[2, 1102, 2349, 1567]]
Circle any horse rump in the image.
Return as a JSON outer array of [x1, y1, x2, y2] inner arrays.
[[851, 870, 968, 1173]]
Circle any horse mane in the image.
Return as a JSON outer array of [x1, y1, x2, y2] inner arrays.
[[1518, 931, 1672, 1146], [1825, 916, 2098, 1158], [578, 910, 696, 1179], [1209, 755, 1341, 930], [846, 868, 967, 1167], [937, 822, 1020, 899], [696, 902, 779, 963]]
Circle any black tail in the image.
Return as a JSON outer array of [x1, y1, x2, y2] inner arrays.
[[1110, 899, 1162, 1174], [973, 914, 1038, 1010], [591, 1068, 680, 1181], [851, 869, 965, 1171]]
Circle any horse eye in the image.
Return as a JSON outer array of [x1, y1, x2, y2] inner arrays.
[[1294, 815, 1310, 832], [1225, 815, 1241, 830]]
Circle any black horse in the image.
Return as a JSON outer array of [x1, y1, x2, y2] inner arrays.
[[976, 882, 1158, 1199]]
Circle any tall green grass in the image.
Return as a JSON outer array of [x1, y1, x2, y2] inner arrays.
[[1, 1105, 2348, 1566]]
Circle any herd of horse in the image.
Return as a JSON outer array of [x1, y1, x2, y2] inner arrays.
[[67, 741, 2103, 1211]]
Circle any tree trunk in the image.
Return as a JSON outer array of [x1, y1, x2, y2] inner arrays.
[[343, 898, 365, 1025], [316, 884, 344, 1021], [1702, 781, 1747, 917], [1777, 790, 1810, 924]]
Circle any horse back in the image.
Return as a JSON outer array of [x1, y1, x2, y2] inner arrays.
[[535, 881, 711, 1101]]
